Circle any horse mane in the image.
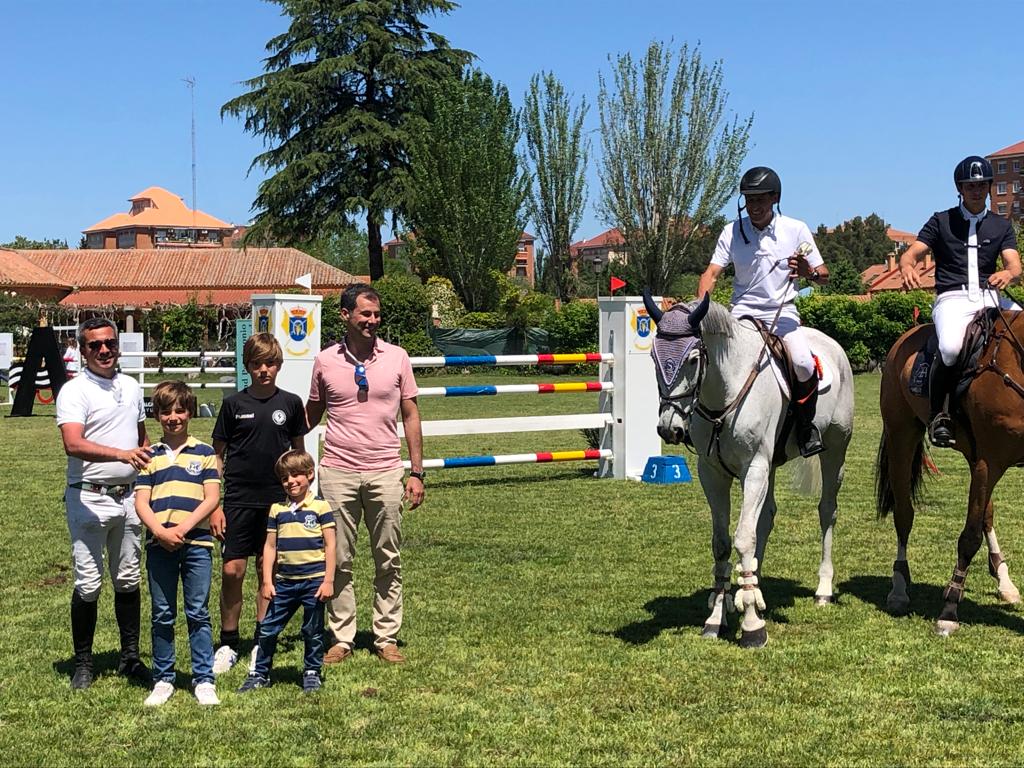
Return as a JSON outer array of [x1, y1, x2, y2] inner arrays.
[[694, 300, 736, 338]]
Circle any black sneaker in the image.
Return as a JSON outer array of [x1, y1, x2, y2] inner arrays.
[[302, 670, 322, 694], [71, 664, 94, 691], [237, 674, 270, 693], [117, 655, 151, 684]]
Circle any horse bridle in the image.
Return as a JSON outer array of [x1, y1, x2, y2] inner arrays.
[[657, 341, 708, 436]]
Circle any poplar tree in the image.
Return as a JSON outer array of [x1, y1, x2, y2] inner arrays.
[[222, 0, 471, 280], [598, 41, 752, 293], [522, 72, 589, 301]]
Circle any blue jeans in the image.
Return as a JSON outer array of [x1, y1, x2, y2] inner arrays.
[[254, 579, 325, 678], [147, 544, 214, 685]]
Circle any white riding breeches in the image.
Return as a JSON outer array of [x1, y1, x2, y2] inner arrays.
[[65, 486, 143, 601], [775, 315, 816, 382], [933, 288, 1021, 367]]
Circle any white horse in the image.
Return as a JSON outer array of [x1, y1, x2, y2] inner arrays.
[[644, 293, 854, 647]]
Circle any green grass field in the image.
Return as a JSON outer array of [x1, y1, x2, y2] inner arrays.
[[5, 372, 1024, 766]]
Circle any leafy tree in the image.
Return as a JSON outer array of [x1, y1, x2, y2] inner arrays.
[[522, 72, 589, 301], [404, 70, 529, 311], [820, 256, 867, 295], [597, 41, 752, 293], [1, 235, 69, 249], [222, 0, 471, 281], [424, 275, 465, 326], [814, 214, 893, 273]]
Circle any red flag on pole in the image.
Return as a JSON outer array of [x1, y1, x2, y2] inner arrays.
[[610, 276, 626, 293]]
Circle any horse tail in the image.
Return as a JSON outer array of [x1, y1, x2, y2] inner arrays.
[[875, 427, 925, 519]]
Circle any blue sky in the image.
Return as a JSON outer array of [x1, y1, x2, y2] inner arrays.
[[2, 0, 1022, 248]]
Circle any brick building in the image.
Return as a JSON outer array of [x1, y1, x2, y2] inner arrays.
[[83, 186, 237, 249], [986, 141, 1024, 223]]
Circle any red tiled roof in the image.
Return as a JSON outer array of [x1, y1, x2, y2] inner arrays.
[[862, 261, 935, 293], [0, 249, 71, 288], [59, 289, 262, 308], [17, 248, 355, 291], [571, 228, 625, 255], [83, 186, 233, 232], [989, 141, 1024, 158], [886, 227, 917, 245]]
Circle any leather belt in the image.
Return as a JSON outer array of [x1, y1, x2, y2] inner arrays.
[[70, 481, 135, 499]]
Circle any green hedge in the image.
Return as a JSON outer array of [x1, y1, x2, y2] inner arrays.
[[796, 290, 933, 370]]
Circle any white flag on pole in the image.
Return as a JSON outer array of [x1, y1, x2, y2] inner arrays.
[[295, 272, 312, 291]]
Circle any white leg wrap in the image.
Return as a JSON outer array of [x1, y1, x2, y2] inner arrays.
[[734, 562, 766, 612]]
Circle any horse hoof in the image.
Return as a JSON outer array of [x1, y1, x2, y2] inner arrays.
[[998, 589, 1022, 605], [814, 594, 835, 606], [886, 594, 911, 616], [935, 619, 960, 637], [702, 623, 726, 640], [738, 626, 768, 649]]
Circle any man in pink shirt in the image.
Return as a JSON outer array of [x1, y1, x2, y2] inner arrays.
[[306, 284, 425, 664]]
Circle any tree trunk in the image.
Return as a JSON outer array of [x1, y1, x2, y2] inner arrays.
[[367, 210, 384, 281]]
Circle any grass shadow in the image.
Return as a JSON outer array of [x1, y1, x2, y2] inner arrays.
[[610, 577, 814, 646], [841, 574, 1024, 632], [431, 467, 599, 491]]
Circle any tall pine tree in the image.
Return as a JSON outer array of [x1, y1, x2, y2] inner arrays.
[[222, 0, 471, 280]]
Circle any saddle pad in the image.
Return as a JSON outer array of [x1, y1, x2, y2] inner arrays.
[[768, 353, 833, 399]]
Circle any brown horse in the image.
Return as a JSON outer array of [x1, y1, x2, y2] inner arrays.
[[876, 314, 1024, 635]]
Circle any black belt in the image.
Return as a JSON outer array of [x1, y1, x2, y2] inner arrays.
[[937, 284, 995, 295], [70, 481, 135, 498]]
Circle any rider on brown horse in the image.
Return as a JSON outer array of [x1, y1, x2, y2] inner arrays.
[[697, 166, 831, 457], [898, 155, 1022, 447]]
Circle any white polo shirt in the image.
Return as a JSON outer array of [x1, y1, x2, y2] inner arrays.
[[711, 213, 824, 321], [56, 368, 146, 485]]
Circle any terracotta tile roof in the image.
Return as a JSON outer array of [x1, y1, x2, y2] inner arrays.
[[886, 227, 917, 245], [57, 288, 349, 308], [17, 248, 355, 291], [0, 249, 71, 288], [862, 261, 935, 293], [989, 141, 1024, 158], [520, 231, 535, 241], [83, 186, 233, 232], [571, 228, 625, 255]]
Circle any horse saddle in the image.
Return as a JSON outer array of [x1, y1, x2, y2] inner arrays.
[[908, 308, 999, 399], [740, 317, 833, 400]]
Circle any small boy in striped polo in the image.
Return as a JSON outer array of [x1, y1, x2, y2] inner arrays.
[[239, 450, 336, 694], [134, 381, 221, 707]]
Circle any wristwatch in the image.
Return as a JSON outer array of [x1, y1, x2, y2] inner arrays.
[[409, 470, 426, 483]]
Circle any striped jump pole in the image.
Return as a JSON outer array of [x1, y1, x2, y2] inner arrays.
[[403, 449, 612, 470], [417, 381, 612, 397], [410, 353, 612, 368]]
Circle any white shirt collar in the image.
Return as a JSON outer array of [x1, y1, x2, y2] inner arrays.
[[750, 213, 777, 237], [959, 203, 987, 223]]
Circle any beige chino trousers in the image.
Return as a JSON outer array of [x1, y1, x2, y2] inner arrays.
[[318, 466, 405, 649]]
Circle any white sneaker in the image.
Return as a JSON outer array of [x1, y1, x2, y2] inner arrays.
[[194, 681, 220, 706], [248, 645, 259, 674], [212, 645, 239, 675], [144, 681, 175, 707]]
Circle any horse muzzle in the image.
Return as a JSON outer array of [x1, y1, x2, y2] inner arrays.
[[657, 410, 689, 445]]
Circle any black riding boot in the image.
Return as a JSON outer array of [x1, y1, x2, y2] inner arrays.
[[928, 358, 956, 448], [114, 588, 149, 683], [794, 377, 824, 458], [70, 590, 97, 690]]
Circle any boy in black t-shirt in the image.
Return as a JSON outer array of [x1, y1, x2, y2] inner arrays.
[[209, 334, 307, 674]]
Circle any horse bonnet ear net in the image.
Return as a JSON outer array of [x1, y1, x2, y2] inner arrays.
[[651, 305, 702, 396]]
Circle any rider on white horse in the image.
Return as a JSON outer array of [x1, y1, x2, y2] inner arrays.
[[898, 155, 1022, 448], [697, 166, 831, 457]]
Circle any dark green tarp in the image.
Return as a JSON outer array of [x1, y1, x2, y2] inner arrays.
[[428, 327, 550, 356]]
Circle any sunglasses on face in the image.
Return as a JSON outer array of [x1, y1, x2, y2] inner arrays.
[[354, 363, 368, 392], [86, 338, 119, 352]]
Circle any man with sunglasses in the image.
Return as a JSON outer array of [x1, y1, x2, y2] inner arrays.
[[56, 318, 152, 689], [306, 283, 425, 664]]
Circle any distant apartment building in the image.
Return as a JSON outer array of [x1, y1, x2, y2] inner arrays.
[[83, 186, 237, 249], [384, 232, 536, 287], [986, 141, 1024, 223], [570, 228, 627, 271]]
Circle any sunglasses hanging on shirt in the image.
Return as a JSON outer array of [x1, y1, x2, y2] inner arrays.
[[354, 363, 368, 392]]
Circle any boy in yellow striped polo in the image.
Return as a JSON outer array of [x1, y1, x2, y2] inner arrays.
[[135, 381, 221, 707], [239, 450, 336, 694]]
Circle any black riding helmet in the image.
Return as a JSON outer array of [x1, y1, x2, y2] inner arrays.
[[737, 166, 782, 244], [953, 155, 993, 189]]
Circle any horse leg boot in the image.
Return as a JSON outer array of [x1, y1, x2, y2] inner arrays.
[[986, 526, 1022, 604], [735, 558, 767, 648], [927, 359, 956, 448], [793, 376, 824, 458]]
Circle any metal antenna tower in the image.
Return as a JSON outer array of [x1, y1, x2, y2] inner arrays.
[[183, 76, 197, 234]]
